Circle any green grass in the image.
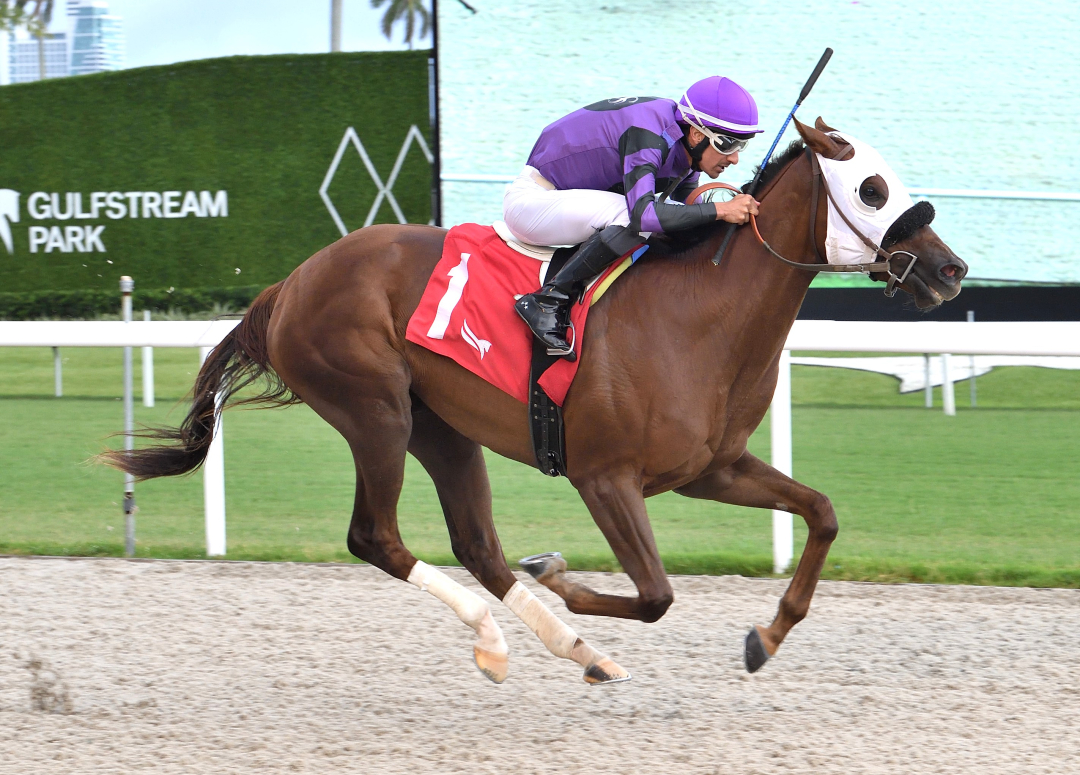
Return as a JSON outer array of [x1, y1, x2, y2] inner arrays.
[[1, 346, 1078, 587]]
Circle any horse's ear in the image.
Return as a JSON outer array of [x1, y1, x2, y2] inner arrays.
[[795, 116, 841, 157], [814, 116, 838, 133]]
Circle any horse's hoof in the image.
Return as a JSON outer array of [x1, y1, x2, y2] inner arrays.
[[583, 657, 631, 685], [519, 552, 566, 580], [473, 645, 508, 684], [744, 626, 770, 674]]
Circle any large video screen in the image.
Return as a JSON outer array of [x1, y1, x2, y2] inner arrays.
[[437, 1, 1079, 285]]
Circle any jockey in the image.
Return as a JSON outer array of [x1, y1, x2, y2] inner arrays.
[[507, 76, 763, 357]]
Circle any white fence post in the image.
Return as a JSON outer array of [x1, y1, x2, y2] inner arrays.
[[120, 277, 136, 557], [941, 353, 956, 416], [923, 353, 932, 408], [200, 346, 227, 557], [142, 310, 154, 407], [52, 346, 62, 397], [770, 349, 794, 574], [967, 311, 977, 407]]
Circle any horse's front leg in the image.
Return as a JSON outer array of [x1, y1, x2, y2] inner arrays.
[[675, 451, 838, 673], [522, 472, 675, 624]]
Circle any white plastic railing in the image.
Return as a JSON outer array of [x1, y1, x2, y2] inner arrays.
[[1, 320, 240, 348], [769, 320, 1080, 573], [5, 319, 1080, 572], [0, 320, 240, 557], [783, 320, 1080, 356]]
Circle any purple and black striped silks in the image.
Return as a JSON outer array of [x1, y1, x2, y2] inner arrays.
[[525, 97, 716, 235]]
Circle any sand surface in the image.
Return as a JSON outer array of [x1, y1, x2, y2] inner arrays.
[[1, 556, 1077, 774]]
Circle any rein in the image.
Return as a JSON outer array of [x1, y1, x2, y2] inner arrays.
[[687, 146, 919, 297]]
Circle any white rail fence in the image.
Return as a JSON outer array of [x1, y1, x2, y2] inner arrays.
[[3, 319, 1079, 570], [769, 320, 1080, 573], [0, 320, 240, 557]]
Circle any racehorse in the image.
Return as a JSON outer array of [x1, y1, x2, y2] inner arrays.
[[103, 118, 967, 683]]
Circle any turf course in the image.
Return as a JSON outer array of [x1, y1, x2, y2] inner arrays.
[[1, 345, 1077, 586]]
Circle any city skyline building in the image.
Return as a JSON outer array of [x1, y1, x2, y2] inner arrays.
[[4, 30, 71, 84], [69, 0, 124, 76], [1, 0, 123, 85]]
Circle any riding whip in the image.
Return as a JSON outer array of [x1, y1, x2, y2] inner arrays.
[[711, 47, 833, 266]]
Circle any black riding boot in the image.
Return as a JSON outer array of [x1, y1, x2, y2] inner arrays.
[[514, 225, 640, 358]]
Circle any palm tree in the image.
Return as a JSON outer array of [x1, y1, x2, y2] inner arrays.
[[0, 2, 28, 32], [370, 0, 475, 49], [14, 0, 55, 81], [370, 0, 430, 49]]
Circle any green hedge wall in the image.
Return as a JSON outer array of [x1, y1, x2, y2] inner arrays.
[[0, 286, 265, 319], [0, 52, 433, 304]]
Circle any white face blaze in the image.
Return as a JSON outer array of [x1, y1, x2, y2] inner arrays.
[[817, 133, 916, 265]]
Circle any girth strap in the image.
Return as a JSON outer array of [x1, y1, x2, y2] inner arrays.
[[527, 246, 573, 477]]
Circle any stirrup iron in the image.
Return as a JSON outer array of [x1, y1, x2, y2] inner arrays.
[[545, 321, 576, 359]]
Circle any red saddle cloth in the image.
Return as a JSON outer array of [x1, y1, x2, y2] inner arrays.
[[405, 223, 622, 406]]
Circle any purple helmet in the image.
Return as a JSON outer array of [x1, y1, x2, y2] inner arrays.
[[676, 76, 762, 137]]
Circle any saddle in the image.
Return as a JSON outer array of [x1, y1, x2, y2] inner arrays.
[[404, 221, 639, 480]]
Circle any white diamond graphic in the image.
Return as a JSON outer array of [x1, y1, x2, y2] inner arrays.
[[319, 125, 435, 236]]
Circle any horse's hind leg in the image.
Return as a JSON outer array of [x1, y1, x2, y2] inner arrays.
[[519, 469, 675, 626], [675, 451, 838, 673], [407, 399, 629, 684], [299, 375, 510, 683]]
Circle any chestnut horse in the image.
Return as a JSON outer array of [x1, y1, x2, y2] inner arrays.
[[105, 118, 967, 683]]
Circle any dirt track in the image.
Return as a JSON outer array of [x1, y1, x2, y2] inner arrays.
[[1, 556, 1077, 774]]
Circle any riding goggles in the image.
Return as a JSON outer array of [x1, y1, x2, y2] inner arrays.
[[699, 124, 750, 156]]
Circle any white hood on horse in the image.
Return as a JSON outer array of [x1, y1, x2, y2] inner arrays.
[[817, 133, 915, 266]]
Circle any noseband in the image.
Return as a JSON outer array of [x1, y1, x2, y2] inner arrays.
[[690, 146, 920, 297]]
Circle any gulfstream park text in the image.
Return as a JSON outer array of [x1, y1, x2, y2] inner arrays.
[[21, 190, 229, 253]]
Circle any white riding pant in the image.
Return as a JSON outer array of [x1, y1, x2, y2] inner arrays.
[[502, 166, 632, 247]]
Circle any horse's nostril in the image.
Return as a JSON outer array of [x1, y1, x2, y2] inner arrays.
[[939, 262, 966, 283]]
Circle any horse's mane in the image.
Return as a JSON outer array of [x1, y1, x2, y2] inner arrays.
[[740, 138, 807, 194], [648, 139, 807, 258]]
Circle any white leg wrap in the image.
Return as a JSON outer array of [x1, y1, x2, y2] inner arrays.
[[502, 581, 602, 667], [408, 561, 506, 655]]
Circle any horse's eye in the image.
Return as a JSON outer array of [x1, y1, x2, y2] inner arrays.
[[859, 176, 889, 208]]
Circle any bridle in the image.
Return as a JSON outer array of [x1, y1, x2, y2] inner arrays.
[[689, 145, 919, 297]]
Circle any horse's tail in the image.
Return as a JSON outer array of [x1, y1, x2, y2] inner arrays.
[[98, 281, 299, 481]]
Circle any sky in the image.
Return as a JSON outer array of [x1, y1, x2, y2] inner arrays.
[[54, 0, 433, 69]]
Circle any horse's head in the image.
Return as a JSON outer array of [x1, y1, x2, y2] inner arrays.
[[795, 118, 967, 309]]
